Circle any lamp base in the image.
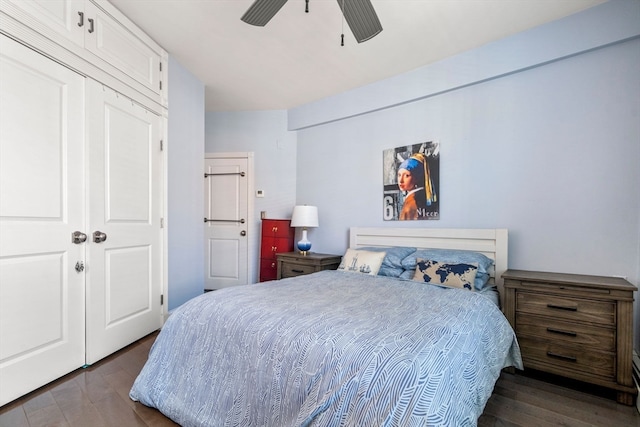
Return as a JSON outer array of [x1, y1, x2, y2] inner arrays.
[[297, 229, 312, 255]]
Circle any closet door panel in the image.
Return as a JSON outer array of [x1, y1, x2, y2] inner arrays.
[[84, 1, 161, 95], [3, 0, 85, 46], [85, 79, 162, 365], [0, 35, 85, 406]]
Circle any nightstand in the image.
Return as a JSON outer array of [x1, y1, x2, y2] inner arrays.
[[276, 252, 342, 279], [502, 269, 637, 405]]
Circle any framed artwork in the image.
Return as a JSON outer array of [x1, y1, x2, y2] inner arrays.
[[383, 141, 440, 221]]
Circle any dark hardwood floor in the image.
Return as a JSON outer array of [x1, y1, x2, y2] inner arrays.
[[1, 331, 638, 426]]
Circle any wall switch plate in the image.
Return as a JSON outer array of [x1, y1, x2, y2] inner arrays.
[[256, 189, 264, 198]]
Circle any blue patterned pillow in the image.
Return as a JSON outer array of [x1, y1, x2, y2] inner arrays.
[[412, 259, 478, 291], [359, 246, 416, 278], [401, 248, 494, 290]]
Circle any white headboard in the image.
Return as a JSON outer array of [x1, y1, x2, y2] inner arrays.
[[349, 227, 509, 309]]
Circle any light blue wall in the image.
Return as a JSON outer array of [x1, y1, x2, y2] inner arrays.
[[167, 57, 205, 310], [293, 2, 640, 349], [295, 38, 640, 270], [201, 1, 640, 348], [205, 110, 297, 283]]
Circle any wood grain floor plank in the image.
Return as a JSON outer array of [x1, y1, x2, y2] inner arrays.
[[494, 375, 635, 426], [21, 391, 57, 416], [0, 406, 30, 427], [483, 393, 595, 427], [92, 391, 147, 427], [50, 381, 107, 427], [477, 411, 520, 427], [25, 401, 69, 427], [482, 394, 559, 427], [73, 370, 112, 404], [131, 402, 180, 427], [103, 368, 137, 405]]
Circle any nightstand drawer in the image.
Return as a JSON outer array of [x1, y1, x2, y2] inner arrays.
[[281, 262, 316, 278], [516, 292, 615, 326], [277, 252, 342, 280], [515, 313, 615, 351], [518, 337, 615, 379]]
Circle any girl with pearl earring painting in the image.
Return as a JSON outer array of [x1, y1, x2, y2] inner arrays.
[[383, 141, 439, 221]]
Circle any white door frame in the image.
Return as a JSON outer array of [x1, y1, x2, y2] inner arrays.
[[204, 152, 255, 285]]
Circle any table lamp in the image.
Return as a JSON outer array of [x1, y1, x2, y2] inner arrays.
[[290, 205, 319, 255]]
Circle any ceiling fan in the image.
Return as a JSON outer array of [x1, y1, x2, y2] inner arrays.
[[241, 0, 383, 44]]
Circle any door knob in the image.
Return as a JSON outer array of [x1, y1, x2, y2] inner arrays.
[[240, 230, 246, 236], [93, 231, 107, 243], [72, 231, 87, 244]]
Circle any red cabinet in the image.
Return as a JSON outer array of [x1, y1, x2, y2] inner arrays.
[[259, 219, 295, 282]]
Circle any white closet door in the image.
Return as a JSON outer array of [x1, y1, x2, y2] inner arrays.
[[85, 79, 162, 364], [3, 0, 85, 47], [0, 35, 85, 406], [84, 1, 162, 95], [204, 156, 249, 289]]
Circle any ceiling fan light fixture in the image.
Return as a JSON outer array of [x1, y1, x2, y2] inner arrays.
[[241, 0, 289, 27], [240, 0, 382, 44], [337, 0, 383, 43]]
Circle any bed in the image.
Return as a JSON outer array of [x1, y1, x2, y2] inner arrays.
[[130, 227, 522, 426]]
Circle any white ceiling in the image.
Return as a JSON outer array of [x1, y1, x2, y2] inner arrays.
[[109, 0, 606, 112]]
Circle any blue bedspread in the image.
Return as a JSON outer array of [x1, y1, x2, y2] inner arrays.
[[130, 271, 521, 426]]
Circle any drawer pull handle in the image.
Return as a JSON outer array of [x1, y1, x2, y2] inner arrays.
[[547, 304, 577, 312], [546, 327, 577, 337], [547, 351, 577, 362], [291, 269, 304, 273]]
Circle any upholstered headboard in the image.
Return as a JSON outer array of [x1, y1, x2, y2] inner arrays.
[[349, 227, 509, 309]]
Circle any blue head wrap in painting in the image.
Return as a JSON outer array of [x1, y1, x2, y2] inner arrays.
[[398, 157, 420, 172], [398, 157, 424, 181]]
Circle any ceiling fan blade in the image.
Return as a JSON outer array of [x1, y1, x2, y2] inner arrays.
[[241, 0, 289, 26], [337, 0, 383, 43]]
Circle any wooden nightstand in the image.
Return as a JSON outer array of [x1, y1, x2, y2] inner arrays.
[[502, 269, 637, 405], [276, 252, 342, 279]]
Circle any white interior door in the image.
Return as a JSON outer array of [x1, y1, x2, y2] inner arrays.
[[0, 35, 85, 406], [204, 157, 249, 289], [85, 79, 162, 364]]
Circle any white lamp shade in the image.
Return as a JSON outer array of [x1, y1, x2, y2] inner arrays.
[[290, 205, 319, 228]]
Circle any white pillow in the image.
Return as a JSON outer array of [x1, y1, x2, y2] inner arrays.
[[337, 249, 386, 276]]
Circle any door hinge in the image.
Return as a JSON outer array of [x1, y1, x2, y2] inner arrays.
[[159, 80, 162, 90], [160, 139, 163, 151], [160, 294, 164, 305], [159, 62, 162, 72], [160, 218, 164, 228]]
